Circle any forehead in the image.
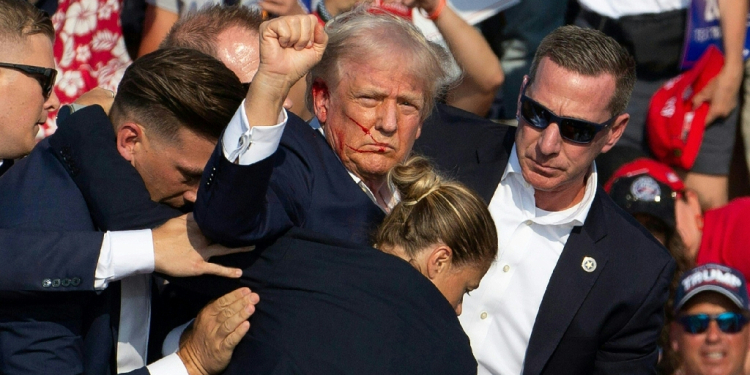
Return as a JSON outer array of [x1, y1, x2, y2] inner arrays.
[[335, 56, 425, 99], [528, 57, 616, 123], [2, 34, 55, 68], [682, 292, 742, 314]]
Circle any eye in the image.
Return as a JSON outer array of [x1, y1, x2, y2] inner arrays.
[[357, 96, 378, 107]]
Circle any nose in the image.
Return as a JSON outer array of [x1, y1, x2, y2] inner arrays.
[[537, 121, 562, 156], [704, 321, 722, 343], [183, 188, 198, 204], [45, 90, 61, 112], [374, 100, 398, 135]]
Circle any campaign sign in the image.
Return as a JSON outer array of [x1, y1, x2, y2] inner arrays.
[[680, 0, 750, 70]]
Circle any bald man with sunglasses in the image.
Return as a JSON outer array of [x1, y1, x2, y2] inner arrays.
[[670, 264, 750, 375], [414, 25, 675, 375]]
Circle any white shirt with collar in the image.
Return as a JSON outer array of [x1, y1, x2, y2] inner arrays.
[[458, 144, 598, 375]]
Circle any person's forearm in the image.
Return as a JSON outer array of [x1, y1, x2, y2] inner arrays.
[[433, 5, 503, 115], [718, 0, 746, 76]]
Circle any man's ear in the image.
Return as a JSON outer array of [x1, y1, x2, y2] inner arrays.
[[517, 75, 529, 119], [425, 245, 453, 280], [601, 113, 629, 153], [116, 122, 144, 164], [311, 79, 330, 124]]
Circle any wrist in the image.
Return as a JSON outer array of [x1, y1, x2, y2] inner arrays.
[[421, 0, 446, 20], [177, 346, 208, 375]]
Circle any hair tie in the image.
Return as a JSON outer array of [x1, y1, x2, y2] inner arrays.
[[403, 186, 440, 206]]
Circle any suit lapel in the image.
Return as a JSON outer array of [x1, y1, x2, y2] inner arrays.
[[522, 192, 609, 375]]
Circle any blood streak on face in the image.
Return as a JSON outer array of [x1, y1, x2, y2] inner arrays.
[[346, 114, 390, 152]]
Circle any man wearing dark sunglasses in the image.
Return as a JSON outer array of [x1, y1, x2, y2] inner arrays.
[[0, 0, 60, 166], [416, 25, 676, 374], [670, 264, 750, 375]]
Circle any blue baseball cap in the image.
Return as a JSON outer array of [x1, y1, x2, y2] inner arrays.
[[674, 263, 750, 314]]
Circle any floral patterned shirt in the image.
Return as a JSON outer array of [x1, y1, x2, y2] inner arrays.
[[42, 0, 132, 137]]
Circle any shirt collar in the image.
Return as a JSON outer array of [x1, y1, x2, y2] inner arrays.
[[309, 117, 400, 212]]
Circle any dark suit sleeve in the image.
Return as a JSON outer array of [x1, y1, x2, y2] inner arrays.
[[49, 105, 181, 232], [0, 230, 101, 293], [194, 126, 313, 247], [593, 258, 676, 374]]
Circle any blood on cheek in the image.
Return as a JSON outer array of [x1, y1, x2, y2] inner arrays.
[[344, 115, 388, 153]]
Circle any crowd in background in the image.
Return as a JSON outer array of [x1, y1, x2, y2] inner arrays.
[[4, 0, 750, 374]]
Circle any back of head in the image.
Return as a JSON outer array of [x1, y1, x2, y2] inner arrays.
[[376, 156, 497, 268], [0, 0, 54, 44], [529, 25, 635, 116], [160, 4, 264, 56], [306, 7, 459, 119], [110, 48, 244, 142]]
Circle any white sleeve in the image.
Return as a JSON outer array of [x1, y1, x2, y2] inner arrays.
[[222, 99, 288, 165], [94, 230, 155, 290], [145, 353, 189, 375]]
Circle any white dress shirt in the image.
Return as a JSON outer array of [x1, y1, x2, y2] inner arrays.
[[458, 145, 598, 375], [578, 0, 689, 19]]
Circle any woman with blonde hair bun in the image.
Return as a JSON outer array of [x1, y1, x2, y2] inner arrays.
[[189, 156, 497, 374], [377, 155, 498, 314]]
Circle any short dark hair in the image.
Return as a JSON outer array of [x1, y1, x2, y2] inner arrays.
[[160, 4, 264, 57], [110, 48, 244, 143], [0, 0, 54, 43], [529, 25, 636, 116]]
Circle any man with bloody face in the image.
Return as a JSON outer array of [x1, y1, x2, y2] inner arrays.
[[194, 8, 455, 247]]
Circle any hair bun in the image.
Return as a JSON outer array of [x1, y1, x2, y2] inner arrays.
[[390, 156, 442, 204]]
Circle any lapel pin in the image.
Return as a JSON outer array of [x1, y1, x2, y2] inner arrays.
[[581, 256, 597, 273]]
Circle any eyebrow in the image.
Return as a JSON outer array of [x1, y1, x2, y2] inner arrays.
[[177, 165, 204, 179]]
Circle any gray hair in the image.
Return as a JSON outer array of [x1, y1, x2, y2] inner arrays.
[[529, 25, 636, 116], [305, 7, 458, 119]]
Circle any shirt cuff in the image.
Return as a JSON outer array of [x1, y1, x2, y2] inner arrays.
[[146, 353, 189, 375], [221, 99, 288, 165], [94, 230, 155, 290]]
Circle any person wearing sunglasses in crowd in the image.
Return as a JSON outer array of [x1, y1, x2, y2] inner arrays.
[[670, 263, 750, 375], [414, 25, 675, 374]]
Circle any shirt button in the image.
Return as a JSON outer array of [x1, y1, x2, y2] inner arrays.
[[525, 220, 533, 226], [503, 264, 510, 272], [480, 312, 488, 320]]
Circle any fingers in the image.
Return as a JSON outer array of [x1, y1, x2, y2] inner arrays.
[[218, 293, 256, 337], [201, 261, 244, 279], [214, 287, 253, 309], [223, 321, 250, 350], [266, 15, 320, 50]]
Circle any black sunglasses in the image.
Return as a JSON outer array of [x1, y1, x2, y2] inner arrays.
[[677, 312, 749, 334], [0, 62, 57, 98], [518, 83, 617, 144]]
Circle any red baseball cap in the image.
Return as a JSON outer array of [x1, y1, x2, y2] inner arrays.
[[604, 158, 685, 229], [646, 45, 724, 170]]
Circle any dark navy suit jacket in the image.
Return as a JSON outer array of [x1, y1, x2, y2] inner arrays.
[[0, 106, 179, 375], [183, 228, 476, 375], [413, 103, 676, 375], [194, 112, 385, 248]]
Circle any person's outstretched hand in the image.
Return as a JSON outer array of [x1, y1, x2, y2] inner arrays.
[[178, 287, 260, 375], [152, 213, 253, 279]]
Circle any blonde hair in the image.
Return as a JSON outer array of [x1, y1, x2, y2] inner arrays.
[[375, 156, 497, 267]]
